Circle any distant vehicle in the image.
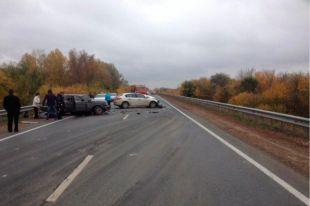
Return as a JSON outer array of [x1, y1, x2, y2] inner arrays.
[[130, 85, 148, 94], [64, 94, 109, 115], [114, 93, 159, 109], [94, 93, 117, 102]]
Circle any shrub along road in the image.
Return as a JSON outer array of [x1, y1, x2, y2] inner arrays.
[[0, 97, 308, 206]]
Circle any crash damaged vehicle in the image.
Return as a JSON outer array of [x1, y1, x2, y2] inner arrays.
[[64, 94, 109, 115]]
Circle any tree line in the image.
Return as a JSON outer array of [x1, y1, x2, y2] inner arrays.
[[0, 49, 127, 106], [157, 69, 309, 117]]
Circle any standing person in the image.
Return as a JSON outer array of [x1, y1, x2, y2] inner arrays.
[[43, 89, 57, 120], [32, 93, 40, 119], [105, 91, 111, 106], [3, 89, 21, 132], [56, 92, 65, 119], [89, 92, 94, 98]]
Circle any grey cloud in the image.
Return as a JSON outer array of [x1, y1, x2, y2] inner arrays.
[[0, 0, 308, 88]]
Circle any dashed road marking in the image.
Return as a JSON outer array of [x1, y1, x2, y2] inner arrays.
[[161, 97, 310, 206], [123, 114, 129, 120], [46, 155, 94, 202]]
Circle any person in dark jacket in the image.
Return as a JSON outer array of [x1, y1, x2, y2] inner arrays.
[[43, 89, 57, 120], [89, 92, 94, 98], [56, 92, 65, 119], [3, 89, 21, 132]]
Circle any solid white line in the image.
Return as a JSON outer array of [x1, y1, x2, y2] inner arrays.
[[123, 114, 129, 120], [46, 155, 94, 202], [161, 97, 310, 206], [0, 116, 73, 143]]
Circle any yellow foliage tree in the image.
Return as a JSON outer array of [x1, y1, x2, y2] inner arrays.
[[44, 49, 67, 86], [255, 70, 275, 93], [193, 78, 211, 99], [0, 70, 14, 106], [229, 92, 260, 107]]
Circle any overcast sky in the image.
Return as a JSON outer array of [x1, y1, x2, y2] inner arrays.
[[0, 0, 309, 88]]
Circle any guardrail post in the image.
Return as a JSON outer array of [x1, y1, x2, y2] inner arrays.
[[23, 111, 29, 118]]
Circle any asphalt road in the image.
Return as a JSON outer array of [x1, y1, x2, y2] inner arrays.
[[0, 97, 308, 206]]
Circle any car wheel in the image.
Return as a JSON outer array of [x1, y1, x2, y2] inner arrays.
[[93, 106, 104, 115], [149, 101, 157, 108], [121, 101, 129, 109]]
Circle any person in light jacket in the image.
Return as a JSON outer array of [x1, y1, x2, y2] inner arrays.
[[32, 92, 40, 119]]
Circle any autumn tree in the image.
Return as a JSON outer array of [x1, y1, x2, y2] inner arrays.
[[210, 73, 230, 88], [283, 73, 309, 117], [0, 69, 14, 106], [237, 68, 255, 79], [239, 77, 258, 93], [66, 49, 125, 91], [180, 80, 196, 97], [229, 92, 260, 107], [209, 73, 231, 102], [172, 70, 308, 117], [213, 86, 232, 102], [107, 64, 125, 90], [44, 49, 67, 86], [193, 78, 212, 99], [255, 70, 275, 93], [0, 49, 126, 106], [3, 53, 45, 104]]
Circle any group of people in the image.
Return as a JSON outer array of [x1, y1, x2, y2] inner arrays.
[[2, 89, 65, 133], [39, 90, 66, 120], [2, 89, 113, 133]]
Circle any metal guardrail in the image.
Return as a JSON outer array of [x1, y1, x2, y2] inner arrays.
[[0, 105, 35, 116], [160, 94, 310, 128]]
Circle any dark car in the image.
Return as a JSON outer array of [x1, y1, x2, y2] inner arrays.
[[64, 94, 109, 115]]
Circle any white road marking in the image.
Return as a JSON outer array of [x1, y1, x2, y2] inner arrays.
[[21, 121, 39, 124], [46, 155, 94, 202], [161, 97, 310, 206], [123, 114, 129, 120], [0, 116, 73, 143], [129, 153, 138, 156]]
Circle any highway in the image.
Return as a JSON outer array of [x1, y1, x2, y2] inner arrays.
[[0, 97, 309, 206]]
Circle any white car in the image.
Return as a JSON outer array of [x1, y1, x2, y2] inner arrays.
[[94, 93, 117, 102], [94, 94, 106, 102], [114, 93, 159, 109]]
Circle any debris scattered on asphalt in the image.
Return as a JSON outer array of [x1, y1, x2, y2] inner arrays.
[[129, 153, 138, 157], [1, 174, 7, 178], [136, 112, 141, 115]]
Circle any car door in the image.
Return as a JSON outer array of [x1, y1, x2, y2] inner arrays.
[[135, 93, 147, 106], [125, 94, 137, 107], [64, 95, 74, 113], [83, 95, 93, 111], [74, 95, 86, 112]]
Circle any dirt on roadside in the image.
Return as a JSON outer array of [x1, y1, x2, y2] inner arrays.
[[162, 95, 309, 177]]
